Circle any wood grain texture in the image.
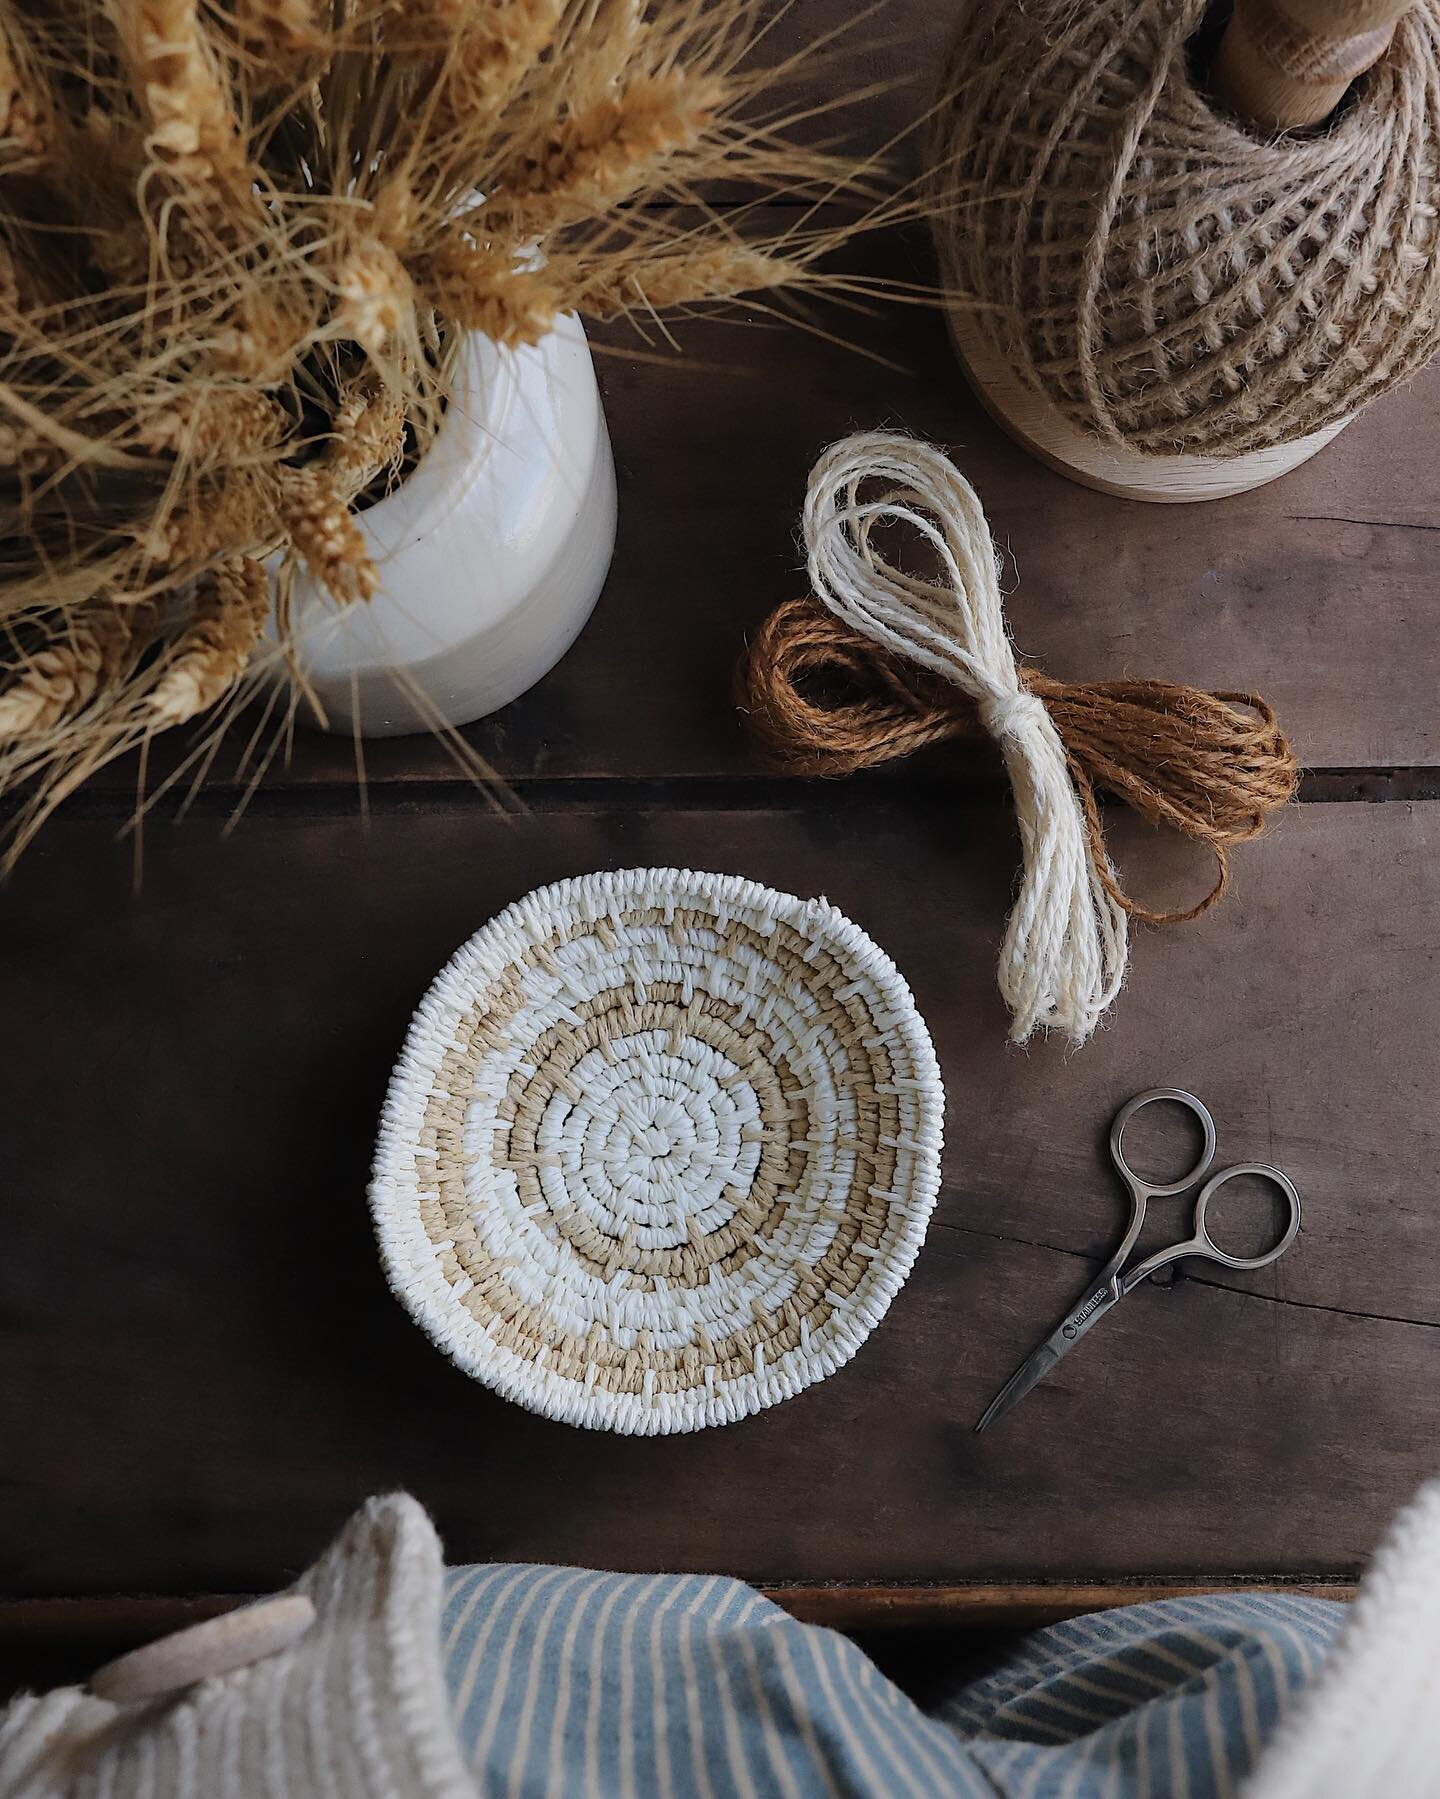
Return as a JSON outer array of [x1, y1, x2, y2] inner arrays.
[[0, 799, 1433, 1596], [766, 1579, 1359, 1629], [74, 226, 1440, 793], [4, 0, 1439, 1634]]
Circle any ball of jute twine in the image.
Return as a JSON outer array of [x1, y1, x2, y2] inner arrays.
[[739, 432, 1299, 1044], [931, 0, 1440, 456]]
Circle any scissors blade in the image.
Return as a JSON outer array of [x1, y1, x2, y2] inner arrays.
[[973, 1338, 1065, 1435], [973, 1278, 1124, 1435]]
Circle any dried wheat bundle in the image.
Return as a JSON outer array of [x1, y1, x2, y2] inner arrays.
[[0, 0, 896, 862]]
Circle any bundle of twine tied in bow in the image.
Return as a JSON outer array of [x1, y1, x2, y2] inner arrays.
[[740, 433, 1299, 1046]]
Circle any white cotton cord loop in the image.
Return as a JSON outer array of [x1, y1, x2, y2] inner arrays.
[[801, 430, 1127, 1046]]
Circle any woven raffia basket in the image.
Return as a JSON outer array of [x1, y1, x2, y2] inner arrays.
[[372, 868, 944, 1434]]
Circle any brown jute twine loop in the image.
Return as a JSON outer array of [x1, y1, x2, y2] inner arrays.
[[741, 594, 1299, 926]]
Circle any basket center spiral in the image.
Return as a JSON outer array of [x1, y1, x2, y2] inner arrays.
[[372, 869, 944, 1434], [499, 1028, 777, 1266]]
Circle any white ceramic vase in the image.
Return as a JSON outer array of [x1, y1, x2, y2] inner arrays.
[[283, 316, 617, 737]]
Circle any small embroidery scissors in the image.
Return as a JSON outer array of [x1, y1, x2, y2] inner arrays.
[[975, 1089, 1301, 1434]]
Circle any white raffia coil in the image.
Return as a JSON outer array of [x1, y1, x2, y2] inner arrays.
[[372, 867, 944, 1434]]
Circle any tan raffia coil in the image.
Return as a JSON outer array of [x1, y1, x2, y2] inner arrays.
[[931, 0, 1440, 457], [372, 868, 944, 1434]]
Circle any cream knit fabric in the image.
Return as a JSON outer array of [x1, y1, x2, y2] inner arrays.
[[0, 1496, 473, 1799], [1244, 1479, 1440, 1798]]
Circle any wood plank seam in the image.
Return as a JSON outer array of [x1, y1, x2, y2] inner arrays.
[[0, 1580, 1362, 1645], [7, 771, 1440, 825]]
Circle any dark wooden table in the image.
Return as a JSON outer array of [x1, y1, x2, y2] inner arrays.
[[3, 4, 1438, 1656]]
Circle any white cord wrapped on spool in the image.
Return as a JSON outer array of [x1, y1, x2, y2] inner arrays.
[[801, 431, 1127, 1045]]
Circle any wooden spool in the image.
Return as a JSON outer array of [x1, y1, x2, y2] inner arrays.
[[956, 0, 1419, 503], [1215, 0, 1419, 127]]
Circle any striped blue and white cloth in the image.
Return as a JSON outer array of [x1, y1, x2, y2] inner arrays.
[[440, 1565, 1343, 1797]]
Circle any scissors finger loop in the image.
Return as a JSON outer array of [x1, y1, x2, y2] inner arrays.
[[1192, 1163, 1301, 1270], [1109, 1088, 1217, 1198]]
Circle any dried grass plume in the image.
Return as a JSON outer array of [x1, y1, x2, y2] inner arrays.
[[0, 0, 890, 863]]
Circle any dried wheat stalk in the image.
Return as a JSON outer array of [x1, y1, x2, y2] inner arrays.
[[147, 559, 271, 728], [0, 0, 888, 865]]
